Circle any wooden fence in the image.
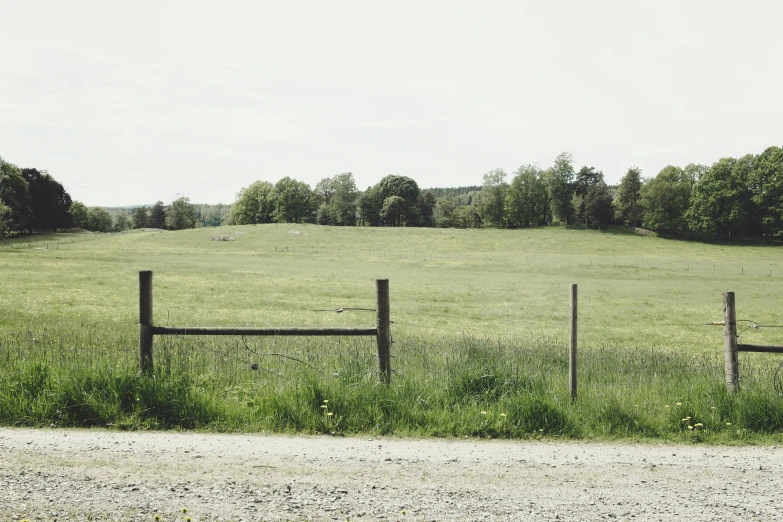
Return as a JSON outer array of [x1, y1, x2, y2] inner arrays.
[[138, 270, 392, 384], [722, 291, 783, 393]]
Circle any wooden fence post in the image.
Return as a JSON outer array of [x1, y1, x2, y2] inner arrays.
[[376, 279, 391, 385], [723, 291, 739, 393], [139, 270, 153, 374], [569, 283, 578, 401]]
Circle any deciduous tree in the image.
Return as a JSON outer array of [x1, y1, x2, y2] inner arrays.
[[547, 152, 575, 225], [615, 167, 642, 227]]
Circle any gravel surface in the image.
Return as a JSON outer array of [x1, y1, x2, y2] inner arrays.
[[1, 428, 782, 521]]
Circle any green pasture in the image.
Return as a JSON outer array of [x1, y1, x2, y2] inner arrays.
[[1, 225, 782, 441]]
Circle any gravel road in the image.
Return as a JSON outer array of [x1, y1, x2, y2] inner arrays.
[[1, 428, 781, 521]]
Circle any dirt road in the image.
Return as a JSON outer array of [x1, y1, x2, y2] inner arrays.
[[1, 428, 781, 521]]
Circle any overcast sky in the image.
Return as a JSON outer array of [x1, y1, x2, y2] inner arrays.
[[2, 0, 782, 206]]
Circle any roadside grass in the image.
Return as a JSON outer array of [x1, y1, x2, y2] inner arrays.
[[1, 224, 782, 442]]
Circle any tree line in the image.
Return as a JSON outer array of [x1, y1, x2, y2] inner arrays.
[[223, 144, 783, 238], [0, 155, 222, 236], [3, 144, 782, 239]]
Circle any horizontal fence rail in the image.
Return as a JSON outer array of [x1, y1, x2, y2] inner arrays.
[[151, 326, 377, 337], [139, 270, 392, 384], [737, 344, 783, 354]]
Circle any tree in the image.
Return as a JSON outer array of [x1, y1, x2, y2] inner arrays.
[[376, 175, 420, 226], [584, 180, 614, 227], [69, 201, 89, 229], [86, 207, 112, 232], [20, 168, 72, 231], [478, 169, 508, 227], [380, 196, 406, 226], [686, 156, 753, 237], [356, 186, 383, 227], [132, 207, 149, 229], [573, 166, 603, 225], [314, 178, 335, 207], [331, 173, 359, 226], [417, 191, 436, 227], [506, 164, 549, 228], [434, 194, 459, 228], [165, 196, 197, 230], [0, 158, 30, 234], [748, 146, 783, 236], [149, 201, 167, 228], [113, 212, 131, 232], [615, 167, 642, 227], [274, 177, 314, 223], [640, 166, 692, 234], [0, 200, 11, 239], [547, 152, 575, 225], [229, 181, 275, 225]]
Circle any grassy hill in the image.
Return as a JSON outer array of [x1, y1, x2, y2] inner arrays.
[[1, 225, 782, 441]]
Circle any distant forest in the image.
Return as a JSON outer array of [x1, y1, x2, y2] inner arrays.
[[2, 144, 782, 240]]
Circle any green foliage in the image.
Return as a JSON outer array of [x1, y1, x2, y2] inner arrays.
[[149, 201, 167, 228], [165, 196, 197, 230], [69, 201, 89, 229], [615, 167, 642, 226], [748, 146, 783, 235], [86, 206, 112, 232], [0, 157, 30, 235], [21, 168, 73, 231], [314, 173, 359, 226], [380, 195, 407, 226], [274, 177, 314, 224], [584, 180, 614, 226], [640, 166, 692, 234], [547, 152, 575, 225], [228, 180, 275, 225], [505, 164, 549, 228], [132, 206, 148, 229], [477, 169, 508, 228], [686, 156, 753, 237]]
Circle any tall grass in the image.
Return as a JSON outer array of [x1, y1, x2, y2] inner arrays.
[[2, 225, 782, 440], [2, 325, 782, 441]]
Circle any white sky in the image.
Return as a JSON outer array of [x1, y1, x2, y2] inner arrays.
[[2, 0, 782, 206]]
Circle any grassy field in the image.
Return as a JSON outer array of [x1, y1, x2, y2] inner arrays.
[[1, 224, 783, 442]]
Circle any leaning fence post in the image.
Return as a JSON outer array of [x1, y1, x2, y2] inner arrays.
[[569, 283, 578, 401], [723, 291, 739, 393], [376, 279, 391, 385], [139, 270, 153, 374]]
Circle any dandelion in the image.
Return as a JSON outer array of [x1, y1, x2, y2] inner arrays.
[[711, 406, 716, 410], [664, 405, 669, 408], [688, 425, 693, 430], [726, 422, 732, 426], [676, 402, 682, 406], [480, 411, 487, 415], [323, 400, 329, 403], [181, 508, 188, 514], [539, 429, 544, 432], [694, 423, 703, 428], [327, 412, 333, 416], [320, 405, 327, 409], [634, 405, 639, 408], [681, 417, 691, 422], [401, 510, 407, 515], [499, 413, 507, 417]]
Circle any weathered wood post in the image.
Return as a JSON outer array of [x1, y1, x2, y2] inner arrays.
[[569, 283, 578, 401], [139, 270, 154, 375], [723, 291, 739, 393], [376, 279, 392, 385]]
